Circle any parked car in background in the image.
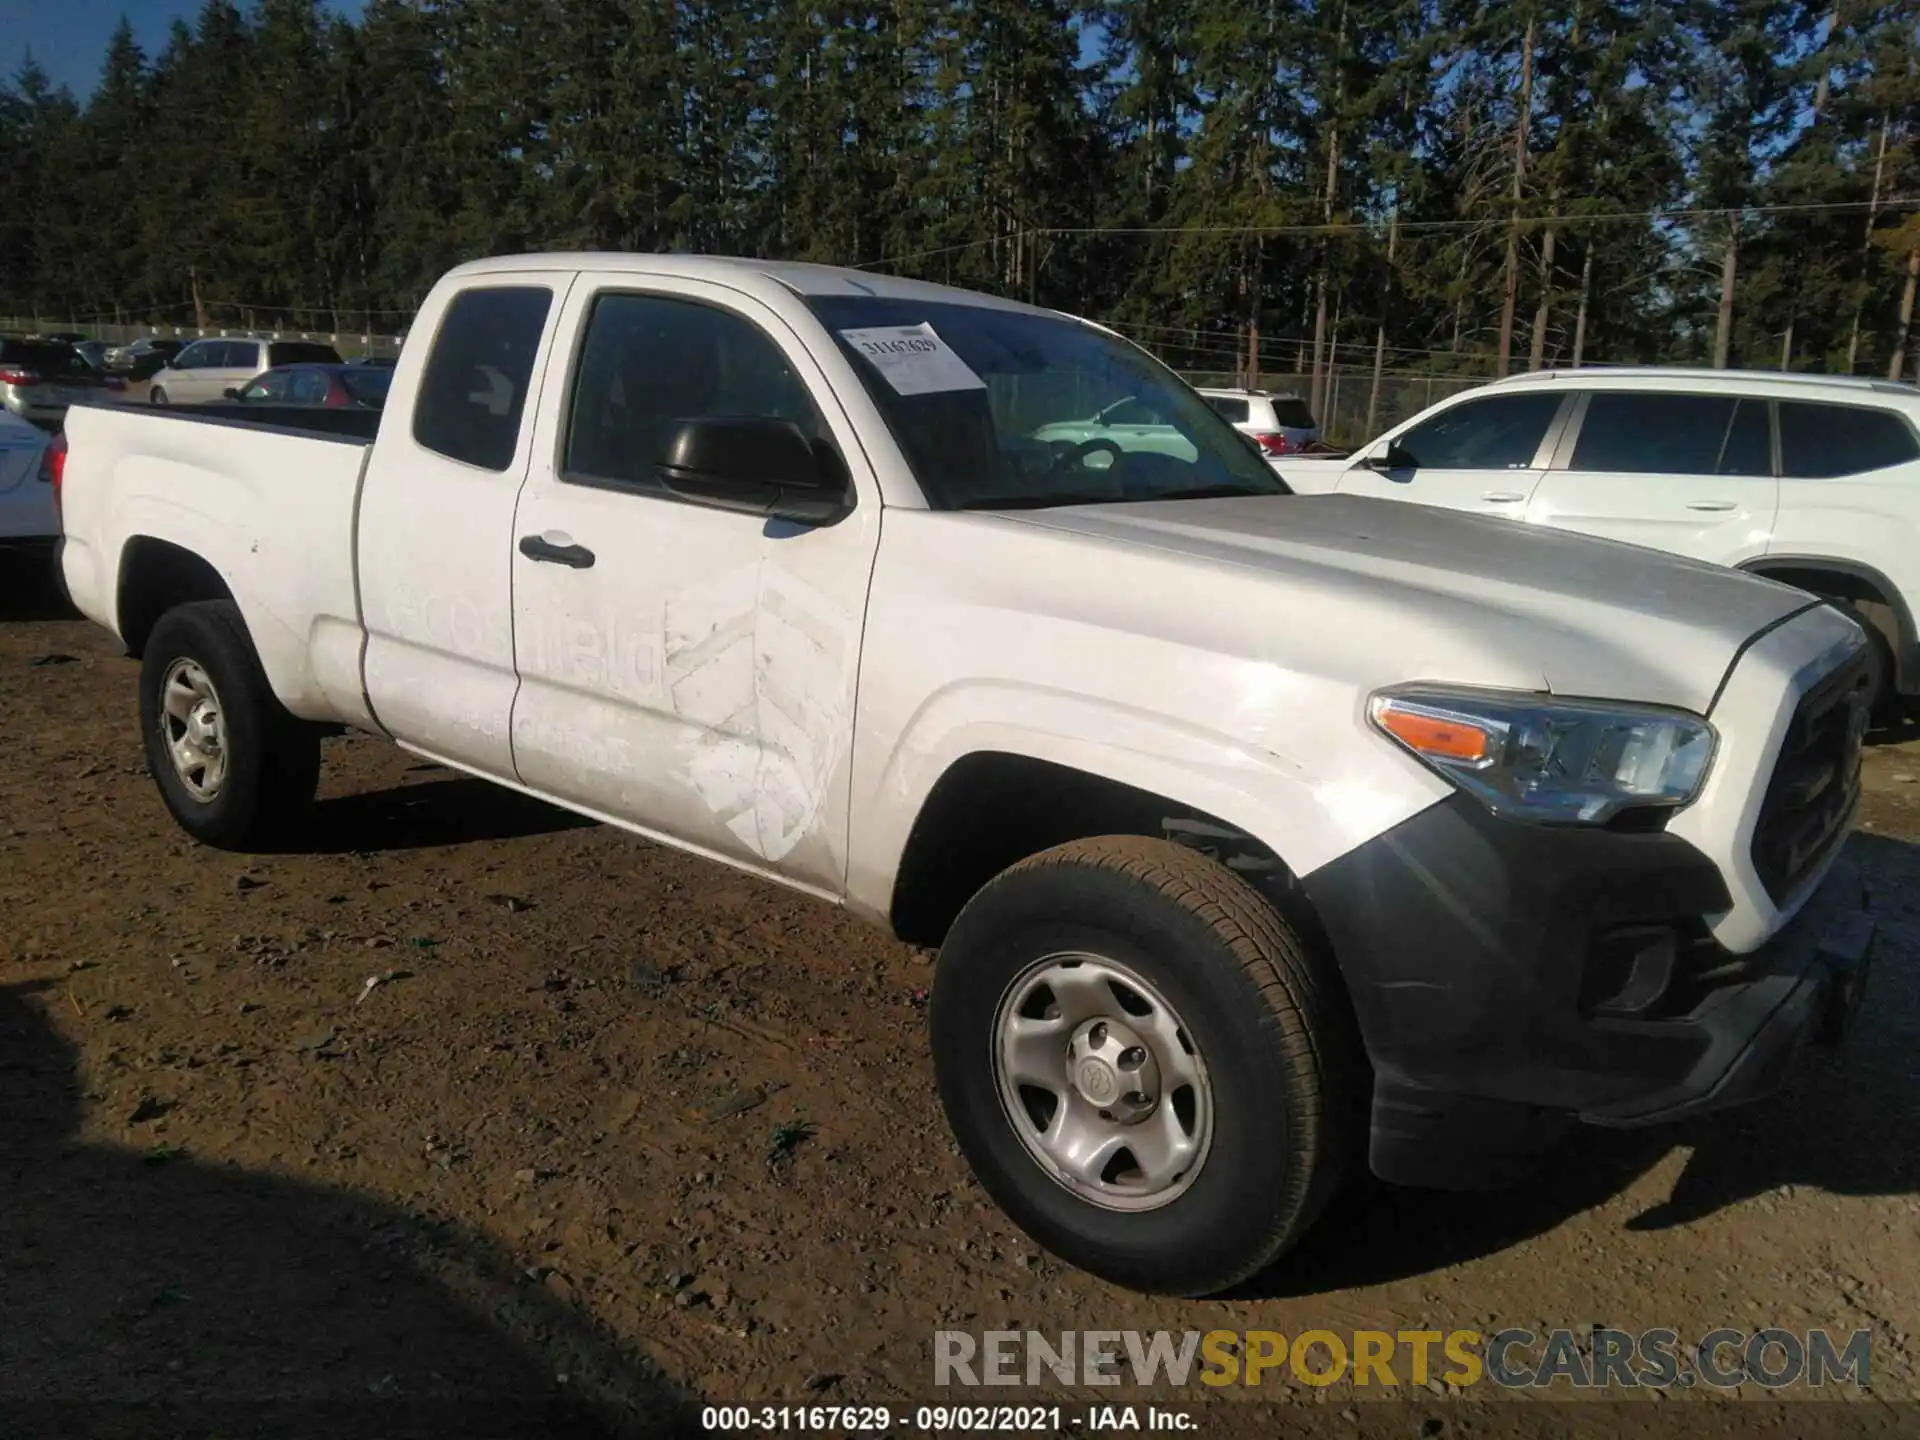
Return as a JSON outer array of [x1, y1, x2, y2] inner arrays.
[[1273, 367, 1920, 717], [54, 251, 1877, 1297], [105, 337, 185, 380], [147, 338, 344, 405], [0, 407, 57, 577], [1197, 386, 1322, 458], [1029, 393, 1199, 464], [0, 337, 127, 427], [227, 363, 391, 410]]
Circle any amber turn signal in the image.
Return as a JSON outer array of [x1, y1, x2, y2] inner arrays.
[[1371, 700, 1495, 765]]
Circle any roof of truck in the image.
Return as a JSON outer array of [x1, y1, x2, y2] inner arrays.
[[444, 251, 1051, 315]]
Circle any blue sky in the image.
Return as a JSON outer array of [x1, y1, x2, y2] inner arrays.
[[1, 1, 363, 98]]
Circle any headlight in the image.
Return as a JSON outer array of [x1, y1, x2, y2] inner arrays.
[[1368, 687, 1716, 824]]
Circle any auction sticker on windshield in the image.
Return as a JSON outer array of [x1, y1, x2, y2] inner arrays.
[[838, 324, 985, 396]]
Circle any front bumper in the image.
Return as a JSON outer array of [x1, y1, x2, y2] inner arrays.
[[1301, 792, 1875, 1190]]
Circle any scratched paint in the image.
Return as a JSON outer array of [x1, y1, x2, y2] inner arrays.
[[665, 561, 854, 863]]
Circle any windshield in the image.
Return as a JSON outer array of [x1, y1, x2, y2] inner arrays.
[[806, 296, 1287, 510]]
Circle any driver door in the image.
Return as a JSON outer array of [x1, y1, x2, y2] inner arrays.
[[1336, 389, 1572, 517], [507, 279, 883, 894]]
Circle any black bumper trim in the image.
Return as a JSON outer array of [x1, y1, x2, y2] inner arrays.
[[1302, 793, 1873, 1188]]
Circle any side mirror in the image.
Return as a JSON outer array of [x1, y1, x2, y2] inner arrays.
[[656, 417, 850, 524], [1362, 438, 1413, 470], [223, 388, 241, 400]]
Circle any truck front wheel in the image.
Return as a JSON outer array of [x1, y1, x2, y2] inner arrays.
[[139, 601, 321, 849], [930, 835, 1360, 1296]]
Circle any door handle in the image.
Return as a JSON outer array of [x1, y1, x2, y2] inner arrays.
[[518, 534, 596, 568], [1481, 491, 1527, 503], [1685, 501, 1737, 512]]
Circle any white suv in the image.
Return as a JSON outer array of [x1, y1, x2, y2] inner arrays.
[[1197, 386, 1322, 458], [1275, 368, 1920, 715]]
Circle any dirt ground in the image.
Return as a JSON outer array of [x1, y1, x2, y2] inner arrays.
[[1, 569, 1916, 1439]]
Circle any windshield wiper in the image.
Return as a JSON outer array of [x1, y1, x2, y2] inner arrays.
[[954, 482, 1288, 513], [954, 490, 1128, 511], [1146, 483, 1287, 501]]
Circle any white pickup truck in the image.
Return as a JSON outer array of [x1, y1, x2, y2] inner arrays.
[[55, 253, 1876, 1296]]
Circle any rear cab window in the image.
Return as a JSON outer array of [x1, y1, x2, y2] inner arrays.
[[1779, 401, 1920, 479], [413, 285, 554, 471], [1270, 397, 1318, 429]]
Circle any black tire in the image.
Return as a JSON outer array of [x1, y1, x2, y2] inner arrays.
[[150, 386, 168, 405], [929, 835, 1360, 1296], [1833, 600, 1896, 725], [139, 600, 321, 849]]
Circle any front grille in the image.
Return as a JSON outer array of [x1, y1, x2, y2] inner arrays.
[[1750, 647, 1871, 904]]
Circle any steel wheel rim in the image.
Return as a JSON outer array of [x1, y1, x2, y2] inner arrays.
[[991, 951, 1214, 1212], [160, 657, 229, 802]]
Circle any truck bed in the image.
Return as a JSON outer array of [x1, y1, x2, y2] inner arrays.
[[57, 400, 378, 729]]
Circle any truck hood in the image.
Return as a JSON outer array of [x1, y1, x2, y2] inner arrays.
[[1268, 456, 1351, 495], [991, 492, 1817, 715]]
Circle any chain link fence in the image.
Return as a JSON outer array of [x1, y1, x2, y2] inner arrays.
[[0, 318, 407, 361]]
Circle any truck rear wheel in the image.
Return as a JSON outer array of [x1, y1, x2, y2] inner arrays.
[[929, 835, 1359, 1296], [139, 601, 321, 849]]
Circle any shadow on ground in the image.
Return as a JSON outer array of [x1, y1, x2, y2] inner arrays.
[[0, 981, 696, 1439], [0, 560, 80, 623], [263, 771, 600, 855], [1249, 830, 1920, 1298]]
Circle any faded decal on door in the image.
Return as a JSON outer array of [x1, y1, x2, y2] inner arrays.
[[376, 581, 513, 664], [515, 607, 660, 700], [663, 562, 853, 863]]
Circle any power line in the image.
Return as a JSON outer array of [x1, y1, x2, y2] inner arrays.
[[853, 197, 1920, 270]]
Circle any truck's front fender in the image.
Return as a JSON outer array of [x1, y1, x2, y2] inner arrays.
[[843, 677, 1450, 931]]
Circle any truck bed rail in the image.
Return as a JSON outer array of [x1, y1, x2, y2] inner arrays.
[[70, 400, 380, 446]]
